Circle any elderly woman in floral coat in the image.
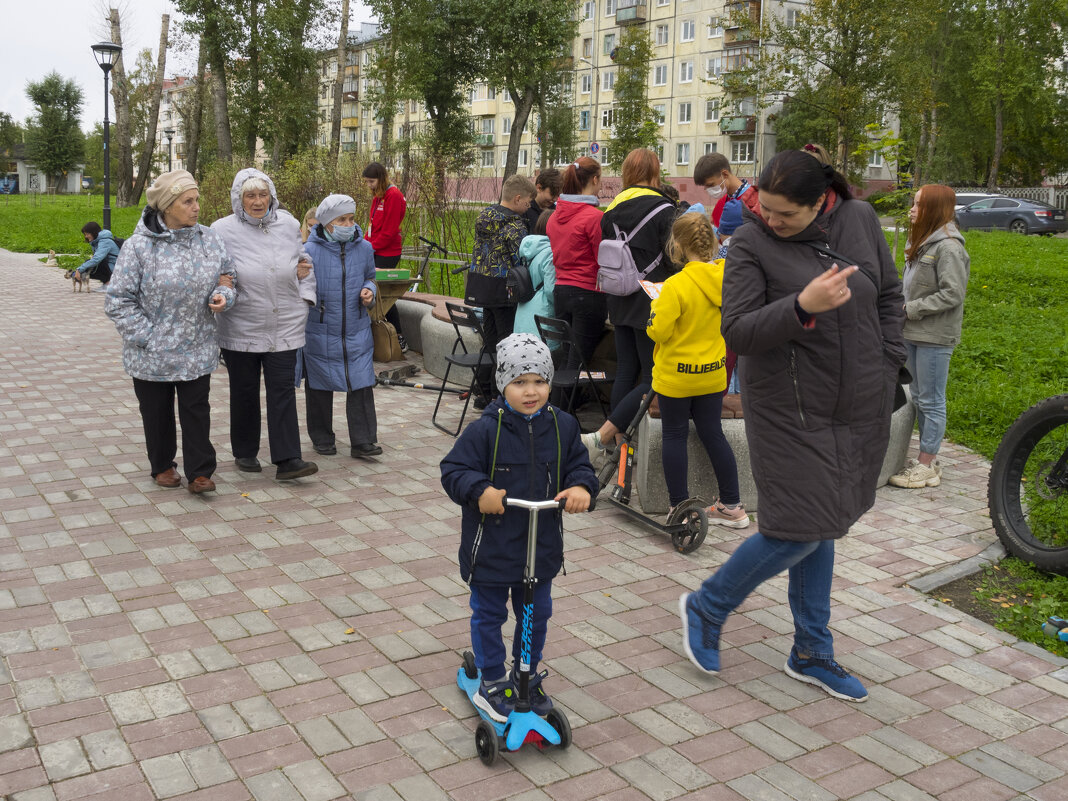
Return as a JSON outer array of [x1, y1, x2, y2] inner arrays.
[[105, 170, 236, 494]]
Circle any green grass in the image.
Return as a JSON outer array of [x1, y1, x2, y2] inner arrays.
[[970, 558, 1068, 659], [0, 194, 143, 254]]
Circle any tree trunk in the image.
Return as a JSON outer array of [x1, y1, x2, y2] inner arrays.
[[915, 113, 928, 187], [836, 118, 848, 175], [245, 0, 261, 160], [205, 15, 233, 164], [185, 40, 209, 178], [130, 15, 169, 203], [988, 92, 1003, 191], [504, 85, 536, 189], [330, 0, 350, 161], [926, 104, 937, 181], [108, 8, 135, 207]]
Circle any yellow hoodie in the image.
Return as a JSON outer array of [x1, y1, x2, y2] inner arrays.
[[647, 259, 728, 397]]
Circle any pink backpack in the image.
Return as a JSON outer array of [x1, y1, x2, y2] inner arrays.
[[596, 203, 672, 296]]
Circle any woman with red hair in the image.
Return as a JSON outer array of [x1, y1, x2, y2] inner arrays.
[[888, 184, 970, 489]]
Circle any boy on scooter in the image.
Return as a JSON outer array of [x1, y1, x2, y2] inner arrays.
[[441, 334, 598, 723]]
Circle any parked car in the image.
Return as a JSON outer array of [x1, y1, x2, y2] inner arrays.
[[955, 197, 1068, 235], [954, 191, 998, 211]]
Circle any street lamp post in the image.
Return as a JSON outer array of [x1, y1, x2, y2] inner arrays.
[[163, 129, 175, 172], [579, 57, 599, 160], [91, 41, 122, 231]]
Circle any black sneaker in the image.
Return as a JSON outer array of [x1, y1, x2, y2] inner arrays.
[[276, 458, 318, 480], [313, 443, 337, 456], [473, 677, 516, 723], [512, 668, 552, 715], [351, 443, 383, 458], [235, 457, 262, 472], [473, 395, 490, 410], [397, 334, 409, 353]]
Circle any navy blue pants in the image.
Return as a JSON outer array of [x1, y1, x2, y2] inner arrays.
[[469, 581, 553, 682], [659, 391, 741, 507]]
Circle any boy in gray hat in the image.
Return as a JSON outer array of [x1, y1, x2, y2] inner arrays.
[[441, 333, 598, 723]]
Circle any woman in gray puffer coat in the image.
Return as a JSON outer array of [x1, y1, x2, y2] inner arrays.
[[105, 170, 236, 494], [677, 149, 906, 704], [212, 168, 319, 482]]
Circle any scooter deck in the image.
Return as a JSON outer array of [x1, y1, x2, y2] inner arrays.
[[456, 665, 562, 749], [457, 665, 507, 736]]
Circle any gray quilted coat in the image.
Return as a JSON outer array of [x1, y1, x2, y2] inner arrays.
[[105, 206, 237, 382]]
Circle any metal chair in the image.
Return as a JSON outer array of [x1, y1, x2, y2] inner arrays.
[[534, 314, 613, 419], [433, 302, 495, 437]]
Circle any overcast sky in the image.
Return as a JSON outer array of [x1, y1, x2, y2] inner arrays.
[[2, 0, 374, 132]]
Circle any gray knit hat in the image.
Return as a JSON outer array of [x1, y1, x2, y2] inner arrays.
[[315, 193, 356, 226], [495, 333, 554, 393]]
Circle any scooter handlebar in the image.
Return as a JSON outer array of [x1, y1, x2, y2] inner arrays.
[[501, 497, 567, 512]]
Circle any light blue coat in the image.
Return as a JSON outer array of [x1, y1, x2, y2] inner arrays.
[[513, 234, 558, 349], [297, 225, 377, 391], [105, 207, 236, 382]]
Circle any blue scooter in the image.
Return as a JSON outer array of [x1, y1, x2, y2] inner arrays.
[[457, 497, 573, 765]]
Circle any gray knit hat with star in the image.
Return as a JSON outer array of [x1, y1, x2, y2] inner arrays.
[[495, 333, 554, 393]]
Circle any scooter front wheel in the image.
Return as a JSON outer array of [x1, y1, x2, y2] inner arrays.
[[475, 719, 499, 765], [546, 707, 571, 749], [671, 507, 708, 554]]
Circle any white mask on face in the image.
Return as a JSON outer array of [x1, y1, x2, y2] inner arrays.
[[706, 183, 726, 200]]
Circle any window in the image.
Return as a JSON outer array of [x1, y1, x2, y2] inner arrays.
[[487, 87, 496, 101], [398, 125, 405, 139], [657, 0, 669, 6], [653, 64, 668, 86], [602, 107, 615, 128], [581, 74, 592, 94], [678, 102, 692, 123], [605, 0, 616, 15], [468, 87, 477, 104], [655, 25, 669, 46], [653, 104, 666, 125], [602, 70, 616, 91], [584, 0, 595, 19], [679, 61, 693, 83], [583, 38, 593, 58], [579, 110, 590, 130], [502, 89, 512, 103], [362, 129, 367, 143], [705, 98, 720, 122], [786, 8, 800, 28], [737, 97, 757, 116], [704, 142, 717, 155], [599, 147, 608, 165], [604, 33, 616, 54], [501, 150, 508, 168], [481, 150, 494, 167], [725, 46, 757, 72], [706, 57, 723, 78], [503, 117, 512, 135], [707, 16, 723, 37], [731, 139, 754, 163], [868, 151, 884, 168], [681, 19, 695, 41], [654, 145, 664, 161], [519, 149, 528, 167], [676, 143, 690, 165]]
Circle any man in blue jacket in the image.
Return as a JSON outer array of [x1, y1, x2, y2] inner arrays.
[[77, 222, 121, 292], [440, 334, 598, 723]]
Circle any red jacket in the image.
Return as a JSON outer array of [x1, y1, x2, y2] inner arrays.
[[367, 185, 406, 257], [712, 181, 759, 227], [546, 196, 602, 291]]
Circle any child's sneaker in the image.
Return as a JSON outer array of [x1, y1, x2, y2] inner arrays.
[[678, 593, 721, 674], [581, 432, 608, 468], [512, 668, 553, 715], [888, 460, 942, 488], [707, 501, 750, 529], [784, 648, 868, 702], [473, 677, 516, 723]]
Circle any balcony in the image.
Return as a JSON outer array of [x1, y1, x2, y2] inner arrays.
[[341, 117, 359, 128], [724, 0, 760, 44], [616, 0, 647, 25], [341, 142, 359, 152], [475, 133, 495, 146], [720, 115, 756, 134]]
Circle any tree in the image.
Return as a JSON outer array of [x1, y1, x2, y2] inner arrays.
[[130, 15, 169, 200], [537, 81, 578, 168], [0, 112, 23, 154], [606, 26, 660, 173], [178, 39, 212, 178], [329, 0, 351, 161], [177, 0, 241, 163], [108, 7, 136, 206], [24, 72, 85, 192]]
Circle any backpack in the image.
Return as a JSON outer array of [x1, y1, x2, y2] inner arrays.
[[505, 256, 536, 304], [596, 203, 673, 296], [114, 236, 126, 250]]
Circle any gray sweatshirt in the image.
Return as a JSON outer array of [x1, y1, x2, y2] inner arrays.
[[902, 224, 970, 347]]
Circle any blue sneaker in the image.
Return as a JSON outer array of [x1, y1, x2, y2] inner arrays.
[[678, 593, 720, 674], [512, 668, 552, 715], [784, 648, 868, 702], [473, 677, 516, 723]]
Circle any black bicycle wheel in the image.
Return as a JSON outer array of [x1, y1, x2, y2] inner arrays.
[[989, 394, 1068, 573]]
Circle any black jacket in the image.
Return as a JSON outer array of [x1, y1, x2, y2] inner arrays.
[[600, 186, 677, 328]]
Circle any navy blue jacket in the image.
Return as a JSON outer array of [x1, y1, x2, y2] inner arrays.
[[440, 399, 598, 586]]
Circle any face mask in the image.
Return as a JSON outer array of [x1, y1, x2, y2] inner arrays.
[[329, 224, 356, 241], [706, 183, 726, 200]]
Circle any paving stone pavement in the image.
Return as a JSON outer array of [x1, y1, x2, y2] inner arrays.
[[2, 246, 1067, 801]]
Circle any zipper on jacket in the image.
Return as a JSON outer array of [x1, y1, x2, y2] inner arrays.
[[318, 301, 325, 323], [340, 243, 352, 390], [788, 345, 808, 429]]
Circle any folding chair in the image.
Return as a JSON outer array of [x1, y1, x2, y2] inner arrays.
[[432, 302, 496, 437], [534, 315, 613, 419]]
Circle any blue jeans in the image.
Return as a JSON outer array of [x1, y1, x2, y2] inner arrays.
[[469, 581, 553, 681], [692, 534, 835, 660], [905, 342, 954, 456]]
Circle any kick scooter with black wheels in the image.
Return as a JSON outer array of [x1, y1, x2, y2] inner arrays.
[[457, 497, 573, 765], [594, 390, 709, 554]]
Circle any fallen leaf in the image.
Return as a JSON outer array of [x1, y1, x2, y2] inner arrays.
[[345, 628, 355, 635], [241, 493, 250, 498]]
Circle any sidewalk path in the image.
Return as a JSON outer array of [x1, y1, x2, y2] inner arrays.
[[2, 247, 1067, 801]]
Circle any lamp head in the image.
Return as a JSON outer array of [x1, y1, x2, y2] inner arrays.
[[164, 129, 175, 140], [91, 41, 123, 74]]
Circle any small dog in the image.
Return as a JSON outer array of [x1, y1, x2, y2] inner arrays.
[[67, 268, 90, 293]]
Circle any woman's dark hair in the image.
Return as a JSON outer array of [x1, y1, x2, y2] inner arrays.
[[361, 162, 390, 196], [758, 149, 852, 207], [562, 156, 601, 195], [534, 208, 553, 236], [81, 221, 102, 238]]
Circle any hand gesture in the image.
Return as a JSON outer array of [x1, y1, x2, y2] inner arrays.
[[478, 486, 507, 515], [797, 264, 858, 314], [555, 486, 591, 514], [208, 294, 226, 312], [297, 258, 312, 281], [360, 287, 374, 307]]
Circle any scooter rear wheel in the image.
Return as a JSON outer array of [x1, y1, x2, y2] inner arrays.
[[671, 507, 708, 554], [462, 651, 478, 680], [475, 719, 499, 765], [546, 707, 572, 749]]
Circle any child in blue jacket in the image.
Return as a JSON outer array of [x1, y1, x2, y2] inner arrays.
[[440, 333, 598, 723]]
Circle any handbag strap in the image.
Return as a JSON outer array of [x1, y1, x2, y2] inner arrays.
[[613, 202, 672, 279], [801, 240, 878, 291]]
